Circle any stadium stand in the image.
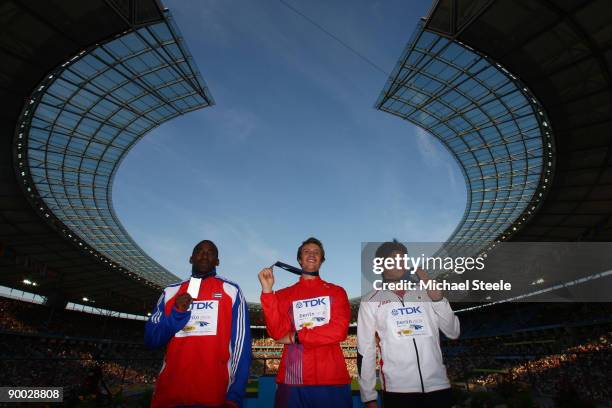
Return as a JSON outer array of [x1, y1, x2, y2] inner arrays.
[[0, 297, 160, 402], [444, 303, 612, 407], [0, 0, 610, 406], [2, 295, 611, 406], [0, 297, 145, 341]]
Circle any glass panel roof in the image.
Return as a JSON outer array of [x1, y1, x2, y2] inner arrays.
[[19, 12, 213, 287], [376, 22, 554, 254]]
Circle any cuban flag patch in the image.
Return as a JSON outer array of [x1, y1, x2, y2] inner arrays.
[[212, 292, 222, 298]]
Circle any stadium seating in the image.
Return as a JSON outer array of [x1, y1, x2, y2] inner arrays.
[[1, 297, 611, 406]]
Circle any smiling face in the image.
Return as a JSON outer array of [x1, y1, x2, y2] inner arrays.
[[298, 242, 324, 273], [189, 240, 219, 275]]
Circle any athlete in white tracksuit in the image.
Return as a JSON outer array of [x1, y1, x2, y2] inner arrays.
[[357, 241, 460, 407]]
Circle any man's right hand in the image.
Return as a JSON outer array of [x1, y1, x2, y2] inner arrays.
[[174, 293, 192, 312], [364, 401, 378, 408], [258, 267, 275, 293]]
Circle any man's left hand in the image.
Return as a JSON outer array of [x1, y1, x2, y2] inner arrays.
[[415, 268, 443, 301]]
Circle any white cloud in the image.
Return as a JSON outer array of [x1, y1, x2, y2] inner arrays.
[[214, 108, 259, 144], [198, 217, 281, 268], [414, 127, 461, 192], [415, 127, 444, 164], [135, 235, 190, 278]]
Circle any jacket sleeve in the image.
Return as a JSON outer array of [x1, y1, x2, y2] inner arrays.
[[297, 287, 349, 347], [357, 299, 378, 403], [260, 291, 292, 340], [227, 287, 252, 407], [144, 292, 191, 349], [431, 297, 460, 339]]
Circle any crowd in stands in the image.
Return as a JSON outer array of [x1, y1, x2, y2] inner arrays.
[[250, 336, 359, 377], [0, 297, 145, 341], [444, 315, 611, 406], [248, 305, 266, 327], [252, 302, 612, 406], [1, 295, 611, 406], [457, 302, 612, 339], [0, 332, 162, 400], [0, 297, 161, 400]]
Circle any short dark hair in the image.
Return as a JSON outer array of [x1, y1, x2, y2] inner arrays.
[[297, 237, 326, 262], [375, 239, 407, 259], [193, 240, 219, 258]]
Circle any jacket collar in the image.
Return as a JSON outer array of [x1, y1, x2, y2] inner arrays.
[[191, 267, 217, 279], [299, 275, 322, 284]]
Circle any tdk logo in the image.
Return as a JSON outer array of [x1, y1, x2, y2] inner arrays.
[[295, 297, 327, 309], [302, 298, 326, 307], [193, 302, 214, 310], [391, 306, 422, 316]]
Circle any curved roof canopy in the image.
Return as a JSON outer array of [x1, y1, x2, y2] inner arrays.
[[0, 0, 212, 314], [373, 0, 612, 304], [425, 0, 612, 242], [376, 21, 553, 253], [17, 11, 213, 287], [1, 0, 609, 313]]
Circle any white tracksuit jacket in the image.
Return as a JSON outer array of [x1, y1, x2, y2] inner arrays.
[[357, 289, 460, 402]]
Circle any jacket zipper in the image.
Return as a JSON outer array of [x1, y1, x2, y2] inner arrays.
[[412, 338, 425, 393], [397, 292, 424, 392]]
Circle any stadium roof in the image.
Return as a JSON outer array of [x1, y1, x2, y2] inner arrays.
[[428, 0, 612, 243], [374, 0, 611, 303], [378, 0, 611, 248], [1, 0, 609, 313], [0, 0, 212, 314], [376, 21, 552, 253]]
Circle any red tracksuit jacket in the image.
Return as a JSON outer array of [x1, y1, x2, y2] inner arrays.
[[145, 273, 251, 407], [260, 276, 351, 385]]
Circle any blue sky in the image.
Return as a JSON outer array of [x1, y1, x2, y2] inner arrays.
[[113, 0, 466, 302]]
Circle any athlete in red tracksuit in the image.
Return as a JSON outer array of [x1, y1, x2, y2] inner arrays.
[[145, 240, 251, 408], [258, 237, 352, 408]]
